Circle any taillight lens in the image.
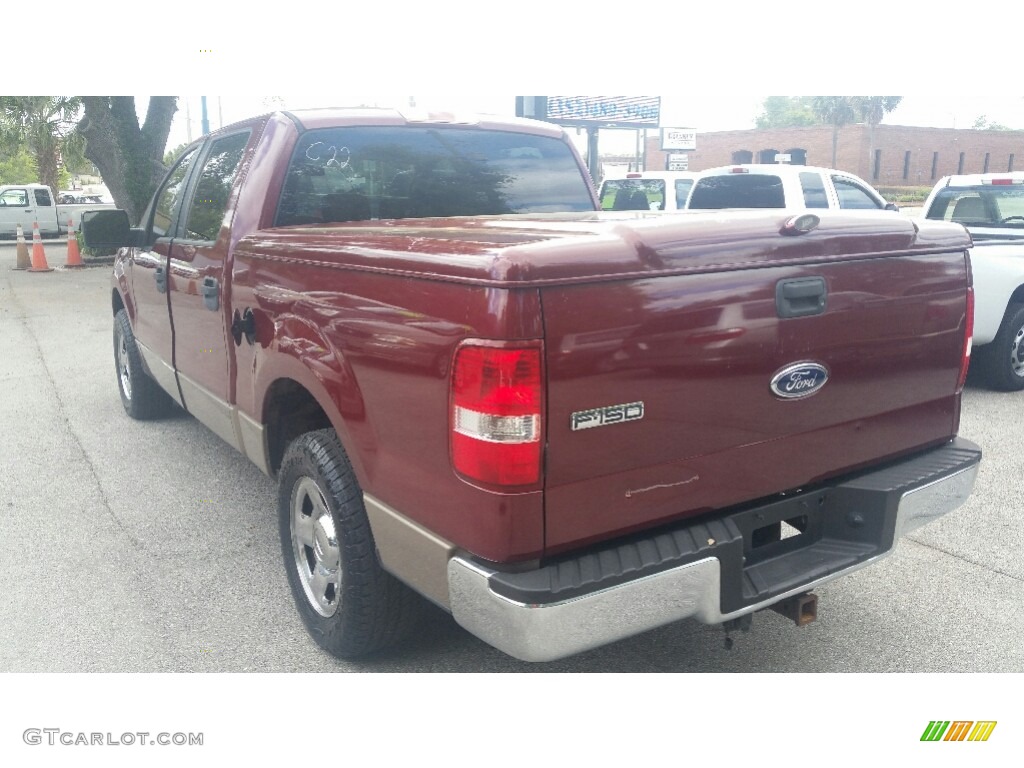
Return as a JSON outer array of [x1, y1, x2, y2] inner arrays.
[[957, 287, 974, 393], [451, 345, 543, 487]]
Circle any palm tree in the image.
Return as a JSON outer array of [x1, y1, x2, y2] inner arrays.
[[0, 97, 83, 198], [853, 97, 903, 181], [811, 97, 856, 169]]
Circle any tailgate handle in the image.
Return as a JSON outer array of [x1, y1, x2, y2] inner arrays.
[[776, 277, 827, 318]]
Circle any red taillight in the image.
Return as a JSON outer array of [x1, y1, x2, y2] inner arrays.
[[989, 178, 1014, 185], [957, 287, 974, 393], [451, 345, 543, 487], [729, 167, 749, 173], [626, 173, 641, 178]]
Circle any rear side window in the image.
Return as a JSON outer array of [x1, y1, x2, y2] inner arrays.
[[33, 188, 52, 206], [599, 179, 664, 210], [833, 177, 882, 209], [275, 126, 594, 226], [182, 131, 251, 242], [687, 174, 785, 208], [799, 172, 829, 209], [674, 179, 694, 208]]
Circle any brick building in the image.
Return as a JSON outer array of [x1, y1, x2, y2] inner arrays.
[[645, 125, 1024, 187]]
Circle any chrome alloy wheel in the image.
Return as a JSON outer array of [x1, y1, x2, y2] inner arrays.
[[1012, 325, 1024, 378], [117, 332, 132, 400], [290, 477, 342, 618]]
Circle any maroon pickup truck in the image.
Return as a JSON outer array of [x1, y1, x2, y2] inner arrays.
[[84, 108, 982, 662]]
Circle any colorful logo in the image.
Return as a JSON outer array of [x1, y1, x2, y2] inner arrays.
[[921, 721, 997, 742]]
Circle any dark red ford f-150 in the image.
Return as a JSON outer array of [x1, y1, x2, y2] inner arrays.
[[84, 108, 982, 662]]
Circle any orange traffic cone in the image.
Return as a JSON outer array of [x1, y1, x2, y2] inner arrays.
[[64, 217, 85, 268], [13, 223, 30, 270], [28, 221, 53, 273]]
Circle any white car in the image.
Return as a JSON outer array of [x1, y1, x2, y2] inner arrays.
[[598, 171, 699, 211], [683, 164, 898, 212], [922, 173, 1024, 390]]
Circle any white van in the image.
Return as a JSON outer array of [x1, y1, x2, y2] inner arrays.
[[598, 171, 699, 212]]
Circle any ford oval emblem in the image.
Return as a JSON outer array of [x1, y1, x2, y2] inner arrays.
[[770, 362, 829, 399]]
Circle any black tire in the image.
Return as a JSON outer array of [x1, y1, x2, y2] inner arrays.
[[113, 308, 175, 419], [278, 428, 423, 658], [977, 304, 1024, 391]]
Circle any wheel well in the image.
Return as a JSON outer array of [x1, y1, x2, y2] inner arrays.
[[265, 379, 333, 475], [112, 290, 125, 316]]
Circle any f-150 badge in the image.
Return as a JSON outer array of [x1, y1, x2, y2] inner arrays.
[[571, 401, 645, 431], [770, 362, 829, 399]]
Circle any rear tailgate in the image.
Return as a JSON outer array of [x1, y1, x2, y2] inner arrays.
[[540, 211, 972, 554]]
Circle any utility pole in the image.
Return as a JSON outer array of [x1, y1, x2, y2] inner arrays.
[[201, 97, 210, 135], [185, 99, 192, 143]]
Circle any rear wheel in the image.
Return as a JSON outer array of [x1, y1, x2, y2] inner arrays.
[[978, 304, 1024, 391], [113, 308, 174, 419], [278, 428, 423, 658]]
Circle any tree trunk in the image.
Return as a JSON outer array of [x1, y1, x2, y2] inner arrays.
[[77, 97, 178, 225], [33, 131, 61, 205], [831, 125, 839, 169]]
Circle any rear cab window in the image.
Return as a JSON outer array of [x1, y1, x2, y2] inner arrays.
[[599, 179, 664, 211], [927, 183, 1024, 232], [687, 174, 785, 208], [274, 126, 594, 226]]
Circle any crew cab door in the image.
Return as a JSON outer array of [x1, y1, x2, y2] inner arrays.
[[166, 130, 252, 448], [130, 146, 202, 404], [30, 187, 59, 236]]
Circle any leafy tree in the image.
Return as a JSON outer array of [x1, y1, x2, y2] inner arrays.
[[0, 145, 38, 185], [811, 97, 857, 168], [0, 97, 83, 197], [164, 142, 191, 167], [755, 97, 819, 129], [77, 97, 178, 225], [852, 97, 903, 179], [972, 115, 1010, 131]]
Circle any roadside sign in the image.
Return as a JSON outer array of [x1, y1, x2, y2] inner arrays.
[[661, 128, 697, 151], [667, 154, 689, 171]]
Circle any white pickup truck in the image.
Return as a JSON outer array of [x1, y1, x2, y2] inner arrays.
[[0, 183, 115, 237], [922, 172, 1024, 390], [685, 164, 900, 212]]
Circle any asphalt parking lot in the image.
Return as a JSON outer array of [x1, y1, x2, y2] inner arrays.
[[1, 240, 1022, 674]]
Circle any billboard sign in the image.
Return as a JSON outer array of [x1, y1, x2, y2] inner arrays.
[[517, 96, 661, 128], [661, 128, 697, 151]]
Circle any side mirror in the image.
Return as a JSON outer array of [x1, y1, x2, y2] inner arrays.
[[884, 202, 900, 212], [82, 209, 146, 248]]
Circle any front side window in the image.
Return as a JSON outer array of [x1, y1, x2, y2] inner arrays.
[[687, 174, 785, 209], [151, 147, 199, 238], [833, 177, 882, 209], [275, 126, 593, 226], [0, 189, 28, 207], [182, 131, 250, 242]]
